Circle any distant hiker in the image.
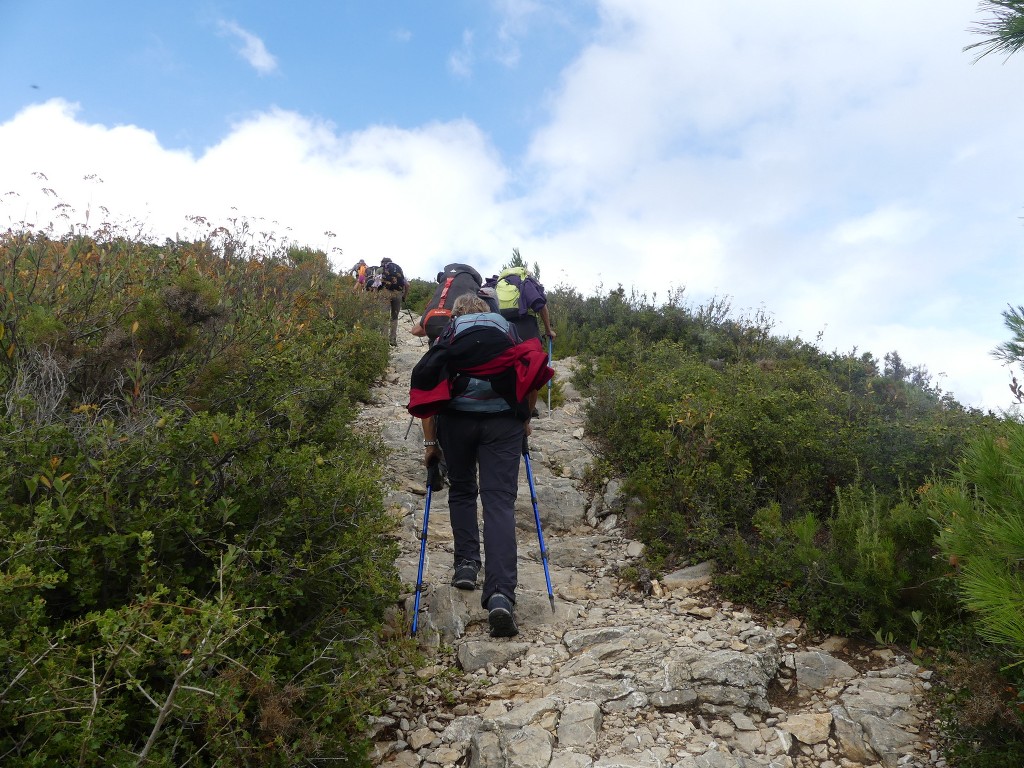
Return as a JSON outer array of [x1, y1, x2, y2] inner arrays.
[[365, 264, 383, 291], [377, 257, 408, 346], [488, 266, 556, 343], [352, 259, 368, 291], [412, 263, 484, 342], [408, 293, 554, 637]]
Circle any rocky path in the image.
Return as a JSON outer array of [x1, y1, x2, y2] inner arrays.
[[360, 312, 945, 768]]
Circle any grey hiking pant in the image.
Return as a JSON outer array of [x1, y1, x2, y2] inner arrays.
[[386, 290, 402, 344], [437, 410, 524, 608]]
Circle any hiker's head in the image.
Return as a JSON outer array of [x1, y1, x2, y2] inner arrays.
[[380, 257, 392, 266], [451, 294, 489, 317], [477, 286, 498, 311]]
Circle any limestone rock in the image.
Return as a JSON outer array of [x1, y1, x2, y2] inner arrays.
[[783, 712, 833, 744], [558, 700, 603, 747], [793, 650, 858, 693], [456, 640, 531, 672], [662, 561, 715, 591]]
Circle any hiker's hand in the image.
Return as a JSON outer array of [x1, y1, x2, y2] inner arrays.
[[545, 329, 556, 340], [424, 444, 442, 467], [426, 457, 445, 491], [524, 419, 533, 437]]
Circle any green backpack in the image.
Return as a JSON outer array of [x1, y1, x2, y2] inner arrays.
[[496, 266, 528, 316]]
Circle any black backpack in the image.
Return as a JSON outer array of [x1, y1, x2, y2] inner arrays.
[[421, 264, 483, 340], [380, 261, 406, 291]]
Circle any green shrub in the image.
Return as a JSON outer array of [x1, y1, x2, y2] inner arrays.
[[555, 283, 1014, 761], [935, 649, 1024, 768], [405, 276, 437, 315], [715, 479, 960, 641], [572, 284, 988, 644], [0, 226, 401, 766], [928, 423, 1024, 658], [583, 341, 856, 558]]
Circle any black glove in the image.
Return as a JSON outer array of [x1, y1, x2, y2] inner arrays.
[[427, 458, 446, 491]]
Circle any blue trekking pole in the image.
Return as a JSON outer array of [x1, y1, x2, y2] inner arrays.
[[411, 460, 443, 636], [546, 335, 553, 413], [522, 437, 555, 612]]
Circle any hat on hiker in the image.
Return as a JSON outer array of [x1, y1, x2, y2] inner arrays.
[[477, 286, 499, 312], [381, 257, 392, 266]]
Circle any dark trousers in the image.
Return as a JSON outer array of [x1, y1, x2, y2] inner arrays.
[[507, 313, 540, 341], [438, 410, 524, 608]]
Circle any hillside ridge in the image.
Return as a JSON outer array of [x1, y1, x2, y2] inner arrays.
[[360, 311, 943, 768]]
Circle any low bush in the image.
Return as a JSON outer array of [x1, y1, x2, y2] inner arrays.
[[405, 276, 437, 315], [718, 482, 960, 641], [563, 284, 1021, 765], [572, 286, 990, 644], [0, 226, 401, 766], [583, 340, 858, 559]]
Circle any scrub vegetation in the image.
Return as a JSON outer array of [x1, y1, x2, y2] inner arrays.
[[0, 219, 408, 766], [549, 283, 1024, 766]]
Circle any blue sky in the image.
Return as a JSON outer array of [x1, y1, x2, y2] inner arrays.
[[2, 1, 1024, 411], [0, 1, 593, 156]]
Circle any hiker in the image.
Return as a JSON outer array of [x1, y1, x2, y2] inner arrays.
[[351, 259, 368, 291], [365, 264, 382, 291], [408, 293, 553, 637], [411, 263, 484, 342], [477, 285, 499, 312], [488, 266, 556, 343], [376, 257, 408, 346]]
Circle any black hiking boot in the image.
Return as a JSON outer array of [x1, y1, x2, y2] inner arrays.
[[487, 593, 518, 638], [451, 560, 479, 590]]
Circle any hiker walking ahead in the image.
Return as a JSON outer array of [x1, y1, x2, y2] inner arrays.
[[408, 293, 553, 637], [377, 257, 408, 346], [411, 263, 484, 342], [489, 265, 556, 343], [351, 259, 368, 291]]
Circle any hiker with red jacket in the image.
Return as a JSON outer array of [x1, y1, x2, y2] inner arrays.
[[408, 293, 553, 637]]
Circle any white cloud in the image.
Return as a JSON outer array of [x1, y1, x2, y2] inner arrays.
[[448, 30, 475, 79], [513, 0, 1024, 411], [217, 20, 278, 75], [830, 205, 932, 247], [4, 1, 1024, 414], [0, 99, 516, 277], [492, 0, 543, 67]]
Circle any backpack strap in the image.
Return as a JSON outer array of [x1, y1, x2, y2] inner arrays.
[[437, 277, 455, 308]]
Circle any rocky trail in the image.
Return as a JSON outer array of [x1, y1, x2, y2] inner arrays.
[[358, 312, 946, 768]]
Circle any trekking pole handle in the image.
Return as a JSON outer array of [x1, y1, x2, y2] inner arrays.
[[427, 456, 445, 491]]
